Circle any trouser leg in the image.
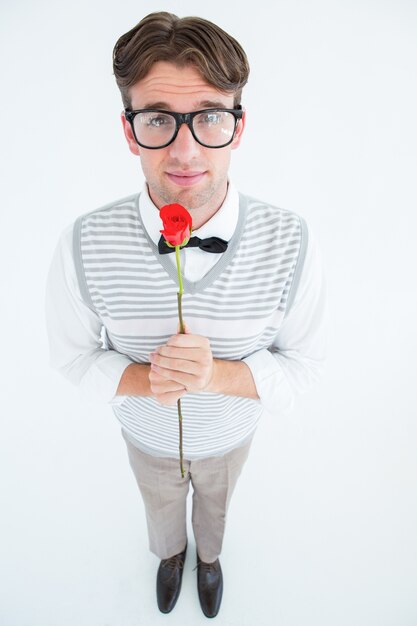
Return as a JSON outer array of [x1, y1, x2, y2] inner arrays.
[[190, 437, 253, 563], [122, 430, 190, 560]]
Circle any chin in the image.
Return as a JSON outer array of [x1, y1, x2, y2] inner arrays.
[[164, 188, 213, 211]]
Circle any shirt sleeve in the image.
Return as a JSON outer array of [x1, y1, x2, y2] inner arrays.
[[45, 223, 134, 404], [242, 225, 328, 415]]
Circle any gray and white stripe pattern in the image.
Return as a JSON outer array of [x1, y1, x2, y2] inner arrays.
[[74, 193, 306, 459]]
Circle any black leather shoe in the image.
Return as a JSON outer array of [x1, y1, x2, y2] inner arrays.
[[156, 544, 187, 613], [196, 553, 223, 618]]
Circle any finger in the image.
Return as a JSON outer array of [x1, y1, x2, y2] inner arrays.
[[152, 346, 207, 364], [177, 321, 190, 334], [149, 369, 186, 390], [150, 355, 199, 376], [154, 390, 187, 406], [150, 363, 196, 388], [149, 377, 185, 393], [166, 333, 210, 349]]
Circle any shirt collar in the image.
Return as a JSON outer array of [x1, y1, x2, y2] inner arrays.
[[139, 182, 239, 245]]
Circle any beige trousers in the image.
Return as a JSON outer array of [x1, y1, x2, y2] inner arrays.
[[122, 430, 253, 563]]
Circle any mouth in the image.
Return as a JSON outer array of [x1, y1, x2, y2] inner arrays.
[[166, 171, 207, 187]]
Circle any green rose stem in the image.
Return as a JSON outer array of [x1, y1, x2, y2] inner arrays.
[[175, 245, 185, 334], [175, 245, 185, 478]]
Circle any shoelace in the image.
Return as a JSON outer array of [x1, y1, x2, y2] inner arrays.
[[161, 554, 185, 582], [193, 559, 219, 573]]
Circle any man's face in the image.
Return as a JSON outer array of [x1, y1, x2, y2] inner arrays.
[[121, 61, 245, 217]]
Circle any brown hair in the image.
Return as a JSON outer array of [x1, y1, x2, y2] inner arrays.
[[113, 12, 250, 108]]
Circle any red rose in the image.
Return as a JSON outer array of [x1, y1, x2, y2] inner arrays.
[[160, 204, 192, 247]]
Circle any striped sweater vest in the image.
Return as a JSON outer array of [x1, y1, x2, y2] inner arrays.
[[73, 193, 308, 459]]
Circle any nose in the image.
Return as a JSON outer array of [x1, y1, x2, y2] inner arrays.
[[167, 121, 201, 160]]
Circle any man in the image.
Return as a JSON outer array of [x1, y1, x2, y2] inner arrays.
[[45, 11, 327, 619]]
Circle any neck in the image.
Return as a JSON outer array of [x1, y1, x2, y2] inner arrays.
[[191, 204, 222, 230]]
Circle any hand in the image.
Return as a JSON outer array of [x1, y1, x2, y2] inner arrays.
[[148, 368, 187, 406], [149, 331, 214, 401]]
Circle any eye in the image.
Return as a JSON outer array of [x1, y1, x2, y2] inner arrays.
[[198, 112, 223, 125], [147, 114, 174, 128]]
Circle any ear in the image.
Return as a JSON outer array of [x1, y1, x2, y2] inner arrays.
[[231, 109, 246, 150], [121, 111, 140, 156]]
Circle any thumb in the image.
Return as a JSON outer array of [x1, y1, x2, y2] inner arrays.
[[177, 320, 190, 334]]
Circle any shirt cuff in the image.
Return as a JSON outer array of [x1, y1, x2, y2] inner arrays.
[[242, 349, 294, 415], [77, 351, 134, 405]]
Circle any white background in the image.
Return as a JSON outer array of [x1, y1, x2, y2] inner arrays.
[[1, 1, 416, 625]]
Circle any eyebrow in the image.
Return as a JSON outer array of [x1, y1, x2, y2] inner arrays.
[[140, 100, 231, 111]]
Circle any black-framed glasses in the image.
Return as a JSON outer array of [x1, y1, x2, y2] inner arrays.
[[124, 106, 243, 149]]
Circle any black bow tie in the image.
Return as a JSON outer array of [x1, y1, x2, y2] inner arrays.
[[158, 235, 228, 255]]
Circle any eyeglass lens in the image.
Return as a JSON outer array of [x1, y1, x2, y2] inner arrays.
[[132, 111, 236, 148]]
